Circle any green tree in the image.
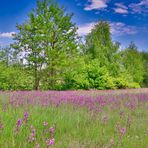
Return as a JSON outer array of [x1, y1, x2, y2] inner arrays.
[[0, 46, 14, 67], [85, 21, 117, 62], [120, 42, 144, 84], [85, 21, 120, 76], [12, 0, 78, 90], [140, 51, 148, 87]]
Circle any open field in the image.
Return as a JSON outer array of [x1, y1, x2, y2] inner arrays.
[[0, 89, 148, 148]]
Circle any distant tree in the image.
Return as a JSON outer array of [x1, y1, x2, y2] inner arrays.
[[140, 51, 148, 87], [12, 0, 78, 90], [120, 42, 144, 84], [85, 21, 120, 76], [86, 21, 116, 60], [0, 46, 12, 67]]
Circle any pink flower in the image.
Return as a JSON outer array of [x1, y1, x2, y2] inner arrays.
[[49, 127, 55, 134], [31, 133, 36, 137], [31, 137, 36, 141], [35, 143, 40, 148], [120, 127, 126, 135], [46, 138, 55, 146], [24, 112, 29, 119], [43, 121, 48, 127]]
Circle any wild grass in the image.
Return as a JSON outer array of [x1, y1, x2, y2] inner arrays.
[[0, 89, 148, 148]]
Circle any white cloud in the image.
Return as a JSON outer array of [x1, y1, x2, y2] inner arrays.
[[82, 0, 148, 15], [129, 0, 148, 13], [139, 0, 148, 6], [84, 0, 108, 11], [114, 3, 128, 14], [114, 8, 128, 14], [0, 32, 15, 38], [115, 3, 128, 9], [78, 22, 138, 36], [78, 22, 96, 36], [110, 22, 138, 35]]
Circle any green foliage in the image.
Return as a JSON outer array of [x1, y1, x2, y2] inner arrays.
[[120, 42, 144, 84], [0, 64, 33, 90], [64, 59, 115, 90], [12, 0, 78, 90], [140, 52, 148, 87], [85, 21, 118, 64], [63, 58, 90, 90], [113, 73, 140, 89], [86, 60, 115, 89], [0, 2, 147, 90]]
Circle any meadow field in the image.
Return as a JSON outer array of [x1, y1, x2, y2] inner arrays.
[[0, 89, 148, 148]]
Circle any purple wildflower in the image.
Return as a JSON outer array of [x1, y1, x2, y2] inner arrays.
[[24, 112, 29, 119], [16, 118, 23, 128], [49, 127, 55, 134], [46, 138, 55, 146], [120, 127, 126, 135]]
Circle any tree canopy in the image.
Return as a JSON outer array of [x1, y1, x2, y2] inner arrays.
[[0, 0, 147, 90]]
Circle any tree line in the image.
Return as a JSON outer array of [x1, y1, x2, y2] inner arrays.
[[0, 0, 147, 90]]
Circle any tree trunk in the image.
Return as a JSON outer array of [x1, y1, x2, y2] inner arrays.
[[34, 63, 39, 90]]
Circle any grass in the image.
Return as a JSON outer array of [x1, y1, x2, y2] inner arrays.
[[0, 89, 148, 148]]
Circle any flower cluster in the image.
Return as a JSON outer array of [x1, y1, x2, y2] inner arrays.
[[15, 111, 29, 134], [42, 121, 56, 147], [115, 123, 126, 136], [9, 90, 148, 112]]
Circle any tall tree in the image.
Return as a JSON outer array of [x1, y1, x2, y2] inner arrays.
[[85, 21, 120, 76], [85, 21, 116, 60], [12, 0, 78, 90]]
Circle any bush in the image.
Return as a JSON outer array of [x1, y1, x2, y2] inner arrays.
[[87, 60, 115, 89], [0, 65, 33, 90], [63, 59, 115, 90], [114, 72, 140, 89]]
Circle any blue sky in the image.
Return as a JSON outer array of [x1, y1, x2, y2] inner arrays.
[[0, 0, 148, 51]]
